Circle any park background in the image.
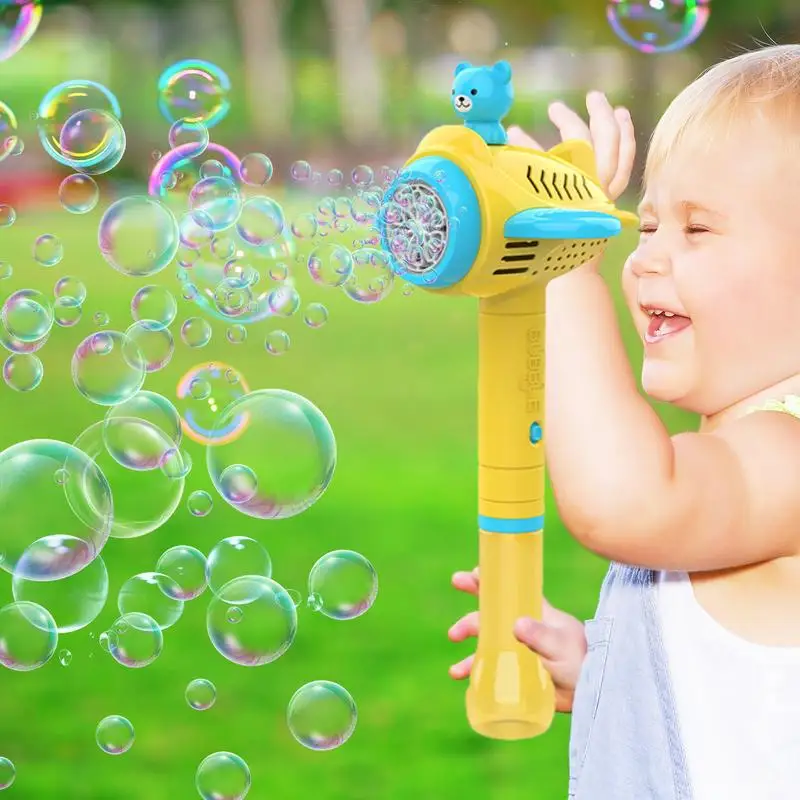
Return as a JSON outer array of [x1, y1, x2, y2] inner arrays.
[[0, 0, 797, 798]]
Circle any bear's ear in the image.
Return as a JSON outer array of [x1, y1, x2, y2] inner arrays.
[[454, 61, 471, 76], [492, 60, 512, 84]]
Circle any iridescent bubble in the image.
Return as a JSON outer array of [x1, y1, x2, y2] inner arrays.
[[307, 550, 378, 620], [180, 317, 212, 348], [149, 143, 240, 201], [343, 247, 394, 303], [104, 390, 182, 458], [96, 715, 135, 755], [307, 243, 353, 287], [156, 545, 207, 600], [211, 235, 236, 261], [158, 60, 231, 128], [290, 212, 318, 239], [32, 234, 63, 267], [175, 362, 249, 445], [179, 210, 214, 249], [206, 536, 272, 596], [72, 421, 185, 540], [200, 159, 226, 179], [0, 601, 57, 672], [59, 173, 99, 214], [327, 169, 343, 186], [187, 489, 213, 517], [290, 160, 312, 182], [58, 108, 126, 175], [12, 556, 108, 633], [207, 390, 336, 519], [0, 203, 15, 227], [107, 612, 163, 668], [125, 320, 174, 372], [236, 196, 284, 247], [168, 119, 209, 158], [239, 153, 273, 186], [2, 289, 52, 344], [607, 0, 711, 54], [99, 195, 179, 277], [131, 285, 177, 327], [351, 165, 373, 187], [54, 275, 87, 305], [267, 285, 300, 317], [0, 1, 42, 63], [58, 647, 72, 666], [0, 757, 14, 791], [0, 439, 112, 580], [94, 311, 109, 327], [264, 329, 290, 355], [0, 101, 17, 164], [303, 303, 328, 329], [71, 331, 146, 406], [189, 176, 242, 232], [226, 324, 246, 344], [186, 678, 216, 711], [206, 575, 296, 666], [196, 752, 251, 800], [118, 572, 184, 630], [287, 680, 358, 751], [0, 261, 10, 279], [269, 262, 289, 282], [3, 352, 42, 391]]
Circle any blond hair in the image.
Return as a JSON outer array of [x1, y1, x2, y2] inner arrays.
[[644, 44, 800, 185]]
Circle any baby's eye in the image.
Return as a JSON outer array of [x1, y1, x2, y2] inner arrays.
[[685, 226, 709, 234], [637, 225, 657, 235], [470, 88, 478, 95]]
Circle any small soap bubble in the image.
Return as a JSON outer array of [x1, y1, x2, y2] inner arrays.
[[343, 247, 394, 304], [327, 169, 343, 186], [188, 490, 213, 517], [96, 715, 135, 755], [125, 320, 174, 373], [351, 164, 373, 187], [287, 589, 302, 607], [118, 572, 184, 630], [0, 601, 58, 671], [0, 757, 15, 791], [0, 261, 10, 280], [3, 353, 43, 392], [189, 176, 242, 233], [290, 160, 312, 181], [196, 752, 251, 800], [269, 262, 289, 282], [107, 612, 163, 668], [58, 648, 72, 666], [308, 550, 378, 620], [168, 119, 209, 158], [239, 152, 273, 186], [307, 243, 353, 287], [72, 331, 146, 406], [181, 317, 212, 348], [236, 196, 285, 247], [287, 680, 358, 751], [265, 329, 290, 355], [59, 173, 99, 214], [0, 204, 15, 227], [307, 592, 324, 612], [267, 285, 300, 317], [33, 234, 63, 267], [158, 60, 231, 128], [2, 288, 53, 342], [156, 545, 207, 600], [226, 606, 243, 624], [290, 212, 318, 239], [58, 109, 126, 175], [131, 285, 177, 327], [54, 276, 87, 305], [206, 536, 272, 596], [303, 303, 328, 329], [94, 311, 110, 327], [186, 678, 217, 711], [226, 324, 246, 344]]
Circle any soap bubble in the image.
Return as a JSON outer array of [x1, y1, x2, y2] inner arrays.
[[196, 752, 250, 800], [207, 575, 296, 666], [239, 152, 273, 186], [156, 545, 207, 600], [3, 288, 53, 341], [99, 195, 179, 277], [343, 247, 394, 303], [0, 439, 112, 580], [287, 680, 358, 750], [72, 421, 185, 540], [0, 757, 15, 790], [0, 601, 57, 671], [267, 285, 300, 317], [176, 362, 249, 445], [351, 165, 373, 187], [149, 142, 240, 200], [236, 196, 285, 247], [189, 176, 242, 232], [12, 555, 108, 633], [180, 317, 212, 348], [107, 612, 163, 668], [96, 715, 135, 755], [303, 303, 328, 329], [168, 119, 209, 158], [38, 80, 122, 168], [3, 352, 43, 391], [54, 298, 81, 327], [290, 212, 318, 239], [264, 329, 290, 355], [606, 0, 710, 54], [125, 320, 174, 373], [0, 102, 16, 164], [0, 261, 10, 279], [327, 169, 344, 186], [179, 211, 213, 249], [118, 572, 184, 630], [71, 331, 146, 406], [158, 60, 231, 128], [186, 678, 216, 711], [290, 160, 312, 181], [308, 243, 353, 287], [226, 324, 247, 344], [0, 203, 15, 227], [54, 276, 87, 305], [58, 108, 126, 174], [206, 536, 272, 596], [0, 313, 48, 354], [207, 389, 336, 519], [131, 285, 177, 327], [307, 550, 378, 620], [59, 173, 99, 214], [188, 489, 213, 517], [104, 391, 182, 456], [0, 1, 41, 61]]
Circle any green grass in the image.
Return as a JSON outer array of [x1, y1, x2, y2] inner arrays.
[[0, 198, 698, 799]]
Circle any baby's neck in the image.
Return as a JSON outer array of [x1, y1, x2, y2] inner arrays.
[[700, 373, 800, 433]]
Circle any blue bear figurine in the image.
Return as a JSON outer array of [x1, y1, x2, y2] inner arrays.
[[451, 60, 514, 146]]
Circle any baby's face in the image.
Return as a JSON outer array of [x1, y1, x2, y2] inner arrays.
[[621, 120, 800, 416]]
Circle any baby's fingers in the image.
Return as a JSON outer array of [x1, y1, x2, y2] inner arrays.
[[448, 610, 479, 642], [548, 101, 591, 144], [451, 568, 479, 596], [607, 106, 636, 201], [507, 125, 543, 150], [587, 91, 620, 196], [513, 617, 564, 661], [449, 653, 474, 680]]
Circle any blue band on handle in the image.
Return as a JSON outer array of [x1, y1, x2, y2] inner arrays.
[[478, 515, 544, 534]]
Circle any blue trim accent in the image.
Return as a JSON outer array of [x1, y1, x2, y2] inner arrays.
[[478, 515, 544, 534], [378, 156, 480, 289], [529, 421, 542, 444], [504, 208, 622, 240]]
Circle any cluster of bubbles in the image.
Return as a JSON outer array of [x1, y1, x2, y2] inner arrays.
[[606, 0, 711, 54]]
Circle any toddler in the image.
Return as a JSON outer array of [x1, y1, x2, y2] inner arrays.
[[449, 43, 800, 799]]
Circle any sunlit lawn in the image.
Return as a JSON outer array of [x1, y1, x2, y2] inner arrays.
[[0, 197, 695, 799]]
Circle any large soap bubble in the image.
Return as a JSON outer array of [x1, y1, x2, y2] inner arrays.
[[158, 60, 231, 128], [0, 439, 112, 580], [0, 1, 42, 63], [606, 0, 710, 54], [0, 601, 57, 671], [206, 390, 336, 519]]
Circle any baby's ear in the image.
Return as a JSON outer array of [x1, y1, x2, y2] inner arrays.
[[492, 60, 512, 84], [455, 61, 471, 76]]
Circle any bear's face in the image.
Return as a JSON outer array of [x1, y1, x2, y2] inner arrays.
[[451, 60, 513, 123]]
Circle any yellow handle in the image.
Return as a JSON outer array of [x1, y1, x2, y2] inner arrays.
[[466, 283, 555, 739]]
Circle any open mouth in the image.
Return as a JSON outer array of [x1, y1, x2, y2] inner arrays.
[[643, 308, 692, 343]]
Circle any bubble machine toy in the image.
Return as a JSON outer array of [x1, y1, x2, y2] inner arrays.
[[378, 60, 637, 740]]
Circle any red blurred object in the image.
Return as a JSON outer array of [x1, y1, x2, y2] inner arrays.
[[0, 172, 61, 208]]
